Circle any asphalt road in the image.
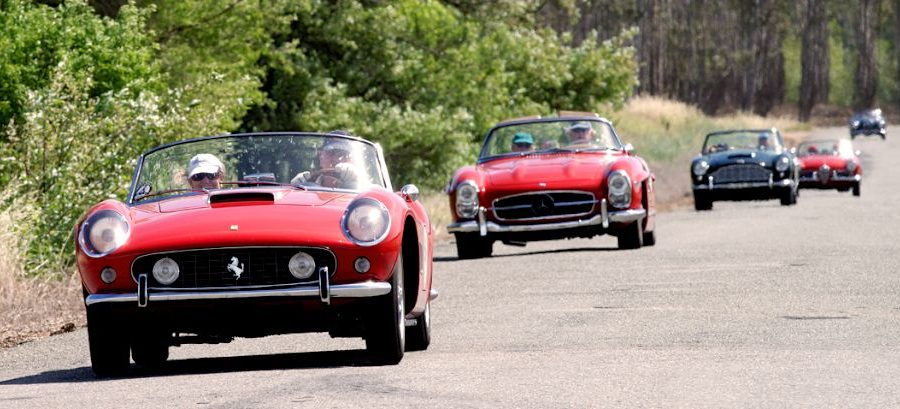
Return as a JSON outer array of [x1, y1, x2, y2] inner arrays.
[[1, 127, 898, 408]]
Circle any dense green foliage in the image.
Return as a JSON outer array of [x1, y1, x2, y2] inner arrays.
[[0, 0, 637, 274]]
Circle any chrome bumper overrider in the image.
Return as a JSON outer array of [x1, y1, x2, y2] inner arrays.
[[85, 281, 391, 306], [447, 199, 646, 235], [693, 178, 794, 191]]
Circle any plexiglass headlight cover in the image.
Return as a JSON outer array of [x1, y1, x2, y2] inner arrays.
[[607, 170, 632, 209], [341, 198, 391, 246], [455, 180, 479, 219], [692, 160, 709, 176], [775, 156, 791, 172], [79, 210, 130, 257]]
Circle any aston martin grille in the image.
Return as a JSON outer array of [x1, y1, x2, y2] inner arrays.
[[492, 191, 596, 221], [711, 165, 771, 184], [132, 247, 336, 290]]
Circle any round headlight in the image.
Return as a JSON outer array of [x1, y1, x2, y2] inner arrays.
[[775, 156, 790, 172], [846, 160, 857, 172], [152, 257, 180, 285], [342, 198, 391, 246], [692, 160, 709, 176], [289, 252, 316, 279], [455, 181, 479, 219], [79, 210, 130, 257], [607, 170, 632, 209]]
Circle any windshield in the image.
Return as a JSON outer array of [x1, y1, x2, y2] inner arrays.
[[481, 119, 620, 159], [131, 134, 386, 202], [797, 139, 854, 158], [702, 130, 783, 154]]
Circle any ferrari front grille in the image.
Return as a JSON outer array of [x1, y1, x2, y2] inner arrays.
[[492, 191, 596, 221], [132, 247, 337, 290], [710, 164, 771, 184]]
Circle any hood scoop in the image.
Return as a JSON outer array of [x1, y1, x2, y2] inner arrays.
[[209, 191, 275, 207], [728, 152, 756, 159]]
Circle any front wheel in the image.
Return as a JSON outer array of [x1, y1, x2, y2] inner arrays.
[[131, 330, 170, 368], [405, 301, 431, 352], [780, 186, 797, 206], [693, 192, 713, 211], [617, 221, 643, 250], [86, 305, 130, 377], [454, 232, 493, 259], [365, 257, 405, 365], [852, 182, 861, 197]]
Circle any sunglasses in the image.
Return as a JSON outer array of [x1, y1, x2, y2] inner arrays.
[[190, 172, 219, 181]]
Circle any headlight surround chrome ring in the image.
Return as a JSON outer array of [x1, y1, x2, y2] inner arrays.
[[78, 210, 130, 258], [607, 170, 632, 209], [341, 198, 391, 247], [692, 160, 709, 176], [455, 180, 479, 219], [846, 160, 857, 173], [775, 156, 791, 172]]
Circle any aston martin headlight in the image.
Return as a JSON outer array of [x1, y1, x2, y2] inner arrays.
[[607, 170, 632, 209], [342, 198, 391, 246], [152, 257, 180, 285], [775, 156, 791, 172], [79, 210, 130, 257], [851, 120, 860, 128], [288, 252, 316, 279], [846, 160, 857, 172], [692, 160, 709, 176], [455, 180, 479, 219]]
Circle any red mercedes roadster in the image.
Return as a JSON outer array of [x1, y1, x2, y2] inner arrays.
[[76, 132, 435, 376], [797, 138, 862, 196], [446, 113, 657, 258]]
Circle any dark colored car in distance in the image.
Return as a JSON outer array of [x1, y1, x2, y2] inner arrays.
[[849, 109, 886, 139], [690, 128, 799, 210]]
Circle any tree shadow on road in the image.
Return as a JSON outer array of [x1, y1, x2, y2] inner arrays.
[[0, 349, 383, 384]]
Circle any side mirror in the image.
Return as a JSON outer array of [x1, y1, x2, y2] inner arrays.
[[399, 184, 419, 202], [789, 147, 797, 155], [623, 143, 635, 155]]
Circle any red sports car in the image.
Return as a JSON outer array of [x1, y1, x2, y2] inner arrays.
[[796, 138, 862, 196], [446, 113, 657, 258], [76, 132, 435, 376]]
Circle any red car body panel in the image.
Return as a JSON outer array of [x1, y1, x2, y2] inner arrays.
[[798, 154, 862, 190]]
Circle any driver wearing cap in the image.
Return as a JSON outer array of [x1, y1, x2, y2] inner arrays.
[[186, 153, 225, 189], [292, 137, 367, 189], [565, 122, 595, 147]]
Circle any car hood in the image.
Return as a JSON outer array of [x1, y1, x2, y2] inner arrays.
[[126, 189, 355, 252], [480, 152, 619, 188], [704, 149, 783, 168], [799, 155, 852, 170]]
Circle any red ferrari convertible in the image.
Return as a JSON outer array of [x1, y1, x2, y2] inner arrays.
[[76, 132, 435, 376], [796, 138, 862, 196], [446, 113, 657, 258]]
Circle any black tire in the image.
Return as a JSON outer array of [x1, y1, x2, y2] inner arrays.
[[405, 301, 431, 352], [617, 221, 643, 250], [131, 331, 170, 368], [86, 305, 130, 377], [642, 229, 656, 247], [365, 257, 405, 365], [693, 192, 713, 211], [852, 182, 861, 197], [454, 233, 493, 259], [780, 186, 797, 206]]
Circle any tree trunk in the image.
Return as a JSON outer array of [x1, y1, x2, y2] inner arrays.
[[853, 0, 878, 110], [799, 0, 829, 122]]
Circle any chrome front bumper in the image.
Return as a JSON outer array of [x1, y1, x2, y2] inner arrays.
[[693, 178, 794, 191], [799, 174, 861, 183], [447, 199, 646, 235]]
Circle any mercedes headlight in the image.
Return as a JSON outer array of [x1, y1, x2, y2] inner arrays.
[[775, 156, 791, 172], [692, 160, 709, 176], [455, 180, 479, 219], [846, 160, 857, 173], [607, 170, 632, 209], [342, 198, 391, 246], [79, 210, 130, 257]]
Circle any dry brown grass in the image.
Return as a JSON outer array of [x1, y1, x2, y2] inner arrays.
[[0, 206, 84, 349], [421, 192, 452, 242]]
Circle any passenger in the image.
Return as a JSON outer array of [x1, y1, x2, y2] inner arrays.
[[510, 132, 534, 153], [186, 153, 225, 190], [565, 122, 595, 147]]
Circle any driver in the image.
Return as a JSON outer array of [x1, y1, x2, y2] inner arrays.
[[186, 153, 225, 189], [292, 138, 366, 189], [757, 133, 771, 151], [565, 122, 595, 147]]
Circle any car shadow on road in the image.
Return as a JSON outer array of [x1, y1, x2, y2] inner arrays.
[[0, 349, 381, 385], [434, 246, 619, 262]]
